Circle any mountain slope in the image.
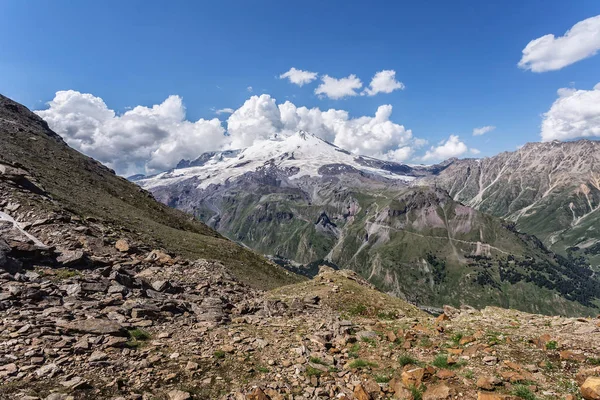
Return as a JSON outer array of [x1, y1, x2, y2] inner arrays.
[[421, 140, 600, 263], [137, 132, 600, 316], [0, 93, 300, 290]]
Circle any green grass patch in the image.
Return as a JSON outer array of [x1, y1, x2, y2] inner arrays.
[[255, 366, 269, 373], [305, 366, 322, 377], [213, 350, 226, 359], [451, 332, 463, 346], [419, 336, 433, 348], [545, 341, 558, 350], [348, 343, 360, 359], [374, 374, 391, 383], [309, 357, 327, 365], [399, 353, 419, 367], [511, 385, 537, 400], [588, 357, 600, 365], [127, 328, 151, 348], [348, 304, 368, 316], [376, 310, 397, 320], [431, 354, 466, 370], [409, 385, 425, 400], [462, 369, 474, 379], [128, 328, 151, 341], [49, 268, 82, 281], [361, 337, 377, 346]]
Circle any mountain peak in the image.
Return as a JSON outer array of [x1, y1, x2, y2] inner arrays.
[[140, 131, 416, 190]]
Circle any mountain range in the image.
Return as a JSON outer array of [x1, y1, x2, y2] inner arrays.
[[136, 131, 600, 316], [2, 93, 600, 400]]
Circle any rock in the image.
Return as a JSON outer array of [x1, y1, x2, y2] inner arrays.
[[477, 376, 502, 390], [115, 239, 130, 252], [582, 377, 600, 400], [575, 325, 598, 334], [353, 384, 372, 400], [576, 367, 600, 385], [35, 363, 59, 377], [89, 351, 108, 362], [167, 390, 192, 400], [423, 383, 453, 400], [402, 367, 425, 388], [246, 387, 270, 400], [56, 319, 126, 336], [482, 356, 498, 365], [477, 393, 518, 400], [151, 280, 171, 292], [356, 330, 378, 341], [560, 350, 587, 362], [59, 376, 90, 390], [56, 249, 85, 266], [443, 305, 460, 318]]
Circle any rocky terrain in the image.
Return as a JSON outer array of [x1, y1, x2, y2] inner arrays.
[[2, 94, 600, 400], [136, 133, 600, 316], [421, 141, 600, 265]]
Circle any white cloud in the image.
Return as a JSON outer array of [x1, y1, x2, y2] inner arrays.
[[540, 82, 600, 141], [470, 148, 481, 155], [247, 86, 253, 92], [518, 15, 600, 72], [226, 94, 284, 148], [36, 91, 426, 174], [215, 108, 234, 115], [422, 135, 468, 161], [362, 70, 405, 96], [279, 67, 318, 86], [314, 74, 362, 99], [35, 90, 227, 175], [227, 95, 416, 161], [472, 125, 495, 136]]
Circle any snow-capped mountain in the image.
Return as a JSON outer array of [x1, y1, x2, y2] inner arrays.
[[138, 131, 420, 190]]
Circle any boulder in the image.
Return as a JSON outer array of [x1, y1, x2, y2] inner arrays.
[[115, 239, 130, 252], [582, 377, 600, 400], [423, 383, 453, 400], [56, 319, 126, 336]]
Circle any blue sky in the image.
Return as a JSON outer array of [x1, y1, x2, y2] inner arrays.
[[1, 1, 600, 174]]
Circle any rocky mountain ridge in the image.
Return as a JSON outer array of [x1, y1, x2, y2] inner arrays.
[[420, 140, 600, 264]]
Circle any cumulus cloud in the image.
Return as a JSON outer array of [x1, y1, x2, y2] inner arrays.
[[215, 108, 234, 115], [35, 90, 227, 175], [540, 82, 600, 141], [518, 15, 600, 72], [279, 67, 318, 86], [472, 125, 495, 136], [314, 74, 362, 99], [362, 70, 405, 96], [36, 91, 426, 175], [226, 95, 416, 161], [422, 135, 468, 161]]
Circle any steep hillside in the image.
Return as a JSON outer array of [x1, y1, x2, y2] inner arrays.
[[138, 132, 600, 316], [0, 93, 300, 290], [421, 140, 600, 264]]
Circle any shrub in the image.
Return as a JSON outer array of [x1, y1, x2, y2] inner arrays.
[[512, 385, 537, 400], [546, 341, 558, 350]]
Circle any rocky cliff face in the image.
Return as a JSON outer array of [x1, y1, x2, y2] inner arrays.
[[422, 140, 600, 263], [138, 133, 600, 316]]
